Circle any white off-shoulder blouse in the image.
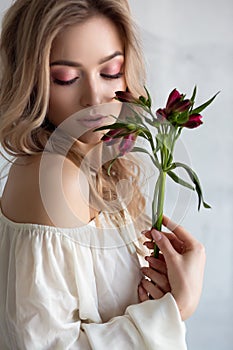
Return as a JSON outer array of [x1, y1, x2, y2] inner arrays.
[[0, 208, 187, 350]]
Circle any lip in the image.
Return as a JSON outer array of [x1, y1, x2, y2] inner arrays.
[[78, 114, 109, 129]]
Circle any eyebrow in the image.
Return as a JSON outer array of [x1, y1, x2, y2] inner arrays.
[[50, 51, 124, 67]]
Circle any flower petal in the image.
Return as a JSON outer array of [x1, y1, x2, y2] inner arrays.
[[183, 114, 203, 128], [119, 133, 137, 156], [115, 91, 138, 103], [166, 89, 181, 108], [102, 128, 124, 145], [156, 108, 167, 120], [170, 99, 191, 113]]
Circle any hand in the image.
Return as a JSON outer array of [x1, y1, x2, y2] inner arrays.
[[138, 219, 185, 303], [140, 216, 206, 321], [138, 252, 171, 302]]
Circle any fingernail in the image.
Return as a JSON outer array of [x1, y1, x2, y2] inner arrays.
[[138, 285, 144, 295], [141, 230, 148, 235], [145, 256, 154, 263], [181, 244, 186, 254], [151, 228, 162, 241], [140, 267, 147, 273]]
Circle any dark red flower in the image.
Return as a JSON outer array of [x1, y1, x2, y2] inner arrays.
[[119, 133, 137, 156], [183, 114, 203, 129], [155, 108, 167, 121], [156, 88, 191, 123], [167, 98, 192, 114], [166, 89, 182, 107], [102, 126, 138, 155], [101, 129, 125, 145], [115, 91, 139, 104]]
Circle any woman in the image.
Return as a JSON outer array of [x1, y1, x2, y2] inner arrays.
[[0, 0, 205, 349]]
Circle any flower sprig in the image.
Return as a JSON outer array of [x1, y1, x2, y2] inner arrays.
[[95, 87, 218, 257]]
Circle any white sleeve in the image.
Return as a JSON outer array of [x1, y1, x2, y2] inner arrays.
[[82, 294, 187, 350], [0, 227, 187, 350], [3, 291, 186, 350]]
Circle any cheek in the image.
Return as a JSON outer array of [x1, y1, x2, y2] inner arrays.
[[48, 87, 81, 125], [118, 75, 127, 92], [116, 78, 126, 90], [48, 89, 65, 122], [103, 78, 126, 98]]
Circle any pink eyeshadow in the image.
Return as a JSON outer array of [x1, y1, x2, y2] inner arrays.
[[51, 69, 78, 81], [101, 62, 122, 75]]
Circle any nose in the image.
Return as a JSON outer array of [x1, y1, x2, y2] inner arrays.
[[80, 76, 102, 108]]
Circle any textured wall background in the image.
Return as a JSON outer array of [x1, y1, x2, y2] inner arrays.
[[128, 1, 233, 349], [0, 0, 232, 349]]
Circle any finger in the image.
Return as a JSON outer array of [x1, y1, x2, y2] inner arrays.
[[162, 215, 197, 246], [143, 241, 155, 250], [145, 256, 167, 274], [150, 229, 179, 265], [143, 229, 185, 254], [141, 230, 151, 237], [158, 253, 165, 263], [141, 279, 164, 299], [143, 227, 183, 242], [138, 284, 149, 302], [144, 231, 152, 239], [162, 232, 185, 254], [141, 267, 170, 293], [145, 236, 184, 254], [149, 252, 166, 263]]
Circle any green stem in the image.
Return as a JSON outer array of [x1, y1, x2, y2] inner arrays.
[[152, 170, 166, 258]]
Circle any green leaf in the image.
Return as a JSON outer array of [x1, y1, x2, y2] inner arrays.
[[175, 127, 183, 141], [190, 86, 197, 103], [167, 171, 195, 190], [131, 147, 161, 170], [173, 162, 211, 210], [180, 93, 186, 101], [143, 116, 155, 126], [156, 134, 173, 153], [165, 154, 174, 170], [107, 157, 118, 176], [139, 95, 147, 105], [155, 134, 164, 152], [111, 132, 129, 138], [138, 128, 153, 140], [94, 122, 127, 131], [144, 116, 160, 128], [136, 131, 149, 140], [176, 111, 189, 124], [144, 86, 152, 108], [152, 175, 161, 226], [191, 91, 220, 115], [134, 114, 144, 124]]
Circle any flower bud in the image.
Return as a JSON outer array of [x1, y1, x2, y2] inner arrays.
[[119, 133, 137, 156], [183, 114, 203, 128]]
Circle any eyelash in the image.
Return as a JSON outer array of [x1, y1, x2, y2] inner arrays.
[[53, 72, 123, 86], [101, 72, 124, 80], [53, 77, 78, 86]]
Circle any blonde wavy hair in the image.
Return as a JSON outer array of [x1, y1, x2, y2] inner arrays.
[[0, 0, 150, 233]]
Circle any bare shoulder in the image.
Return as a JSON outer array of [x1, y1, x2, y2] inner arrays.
[[1, 153, 90, 227]]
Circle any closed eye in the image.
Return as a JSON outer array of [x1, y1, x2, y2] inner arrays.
[[53, 77, 79, 86], [101, 72, 124, 79]]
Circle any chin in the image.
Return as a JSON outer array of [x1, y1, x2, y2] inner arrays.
[[78, 130, 106, 147]]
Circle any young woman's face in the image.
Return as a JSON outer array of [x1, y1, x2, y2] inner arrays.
[[48, 15, 126, 145]]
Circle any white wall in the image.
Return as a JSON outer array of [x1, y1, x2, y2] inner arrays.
[[128, 1, 233, 349], [0, 1, 232, 349]]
